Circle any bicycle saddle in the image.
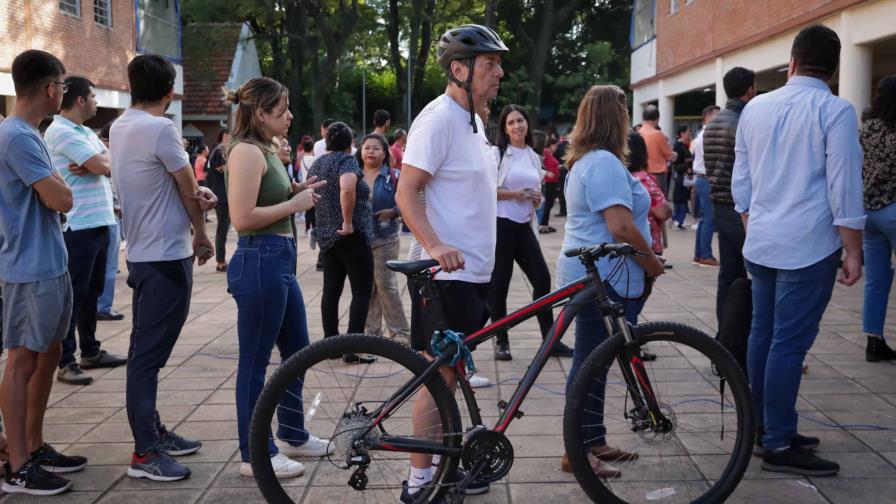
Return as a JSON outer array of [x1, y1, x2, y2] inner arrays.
[[386, 259, 440, 275]]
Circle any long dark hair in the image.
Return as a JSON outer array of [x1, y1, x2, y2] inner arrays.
[[870, 75, 896, 126], [354, 133, 391, 169], [495, 104, 533, 151]]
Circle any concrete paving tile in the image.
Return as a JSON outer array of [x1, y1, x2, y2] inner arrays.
[[97, 489, 203, 504], [113, 462, 224, 490]]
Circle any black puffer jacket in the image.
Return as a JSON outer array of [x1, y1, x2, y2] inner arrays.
[[703, 98, 747, 206]]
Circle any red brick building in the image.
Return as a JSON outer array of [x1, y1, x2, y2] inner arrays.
[[631, 0, 896, 131], [0, 0, 185, 130]]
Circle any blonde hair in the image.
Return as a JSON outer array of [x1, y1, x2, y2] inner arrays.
[[224, 77, 288, 156], [564, 85, 630, 169]]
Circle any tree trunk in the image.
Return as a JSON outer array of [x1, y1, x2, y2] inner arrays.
[[285, 0, 307, 142], [386, 0, 406, 125], [525, 0, 584, 114], [484, 0, 498, 27], [307, 0, 360, 133], [411, 0, 436, 115]]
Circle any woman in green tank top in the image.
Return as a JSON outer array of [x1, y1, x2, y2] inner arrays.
[[222, 77, 332, 480]]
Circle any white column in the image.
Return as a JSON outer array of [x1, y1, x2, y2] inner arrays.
[[715, 57, 727, 107], [839, 10, 873, 122], [658, 80, 675, 136], [632, 88, 645, 120]]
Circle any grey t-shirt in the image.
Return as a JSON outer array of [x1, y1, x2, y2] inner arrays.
[[110, 109, 191, 262]]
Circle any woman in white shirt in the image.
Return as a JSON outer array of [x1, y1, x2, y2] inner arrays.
[[489, 104, 574, 360]]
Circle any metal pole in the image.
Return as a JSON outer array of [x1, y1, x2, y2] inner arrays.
[[407, 53, 412, 127], [362, 67, 367, 136]]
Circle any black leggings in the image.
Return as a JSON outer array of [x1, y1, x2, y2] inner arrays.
[[215, 202, 230, 264], [540, 182, 559, 226], [321, 233, 374, 337], [489, 217, 553, 346]]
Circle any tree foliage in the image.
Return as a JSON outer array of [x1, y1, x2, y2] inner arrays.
[[180, 0, 633, 139]]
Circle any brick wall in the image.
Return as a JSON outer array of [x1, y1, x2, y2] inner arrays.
[[0, 0, 136, 91], [655, 0, 845, 73]]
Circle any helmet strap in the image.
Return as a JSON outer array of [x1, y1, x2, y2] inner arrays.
[[464, 58, 478, 134]]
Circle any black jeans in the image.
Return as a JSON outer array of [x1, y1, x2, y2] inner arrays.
[[713, 203, 747, 329], [60, 226, 109, 367], [321, 233, 374, 337], [125, 257, 193, 453], [489, 218, 553, 346], [214, 202, 230, 264], [540, 182, 559, 226], [557, 168, 568, 215]]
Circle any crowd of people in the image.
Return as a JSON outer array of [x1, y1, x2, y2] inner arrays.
[[0, 18, 893, 500]]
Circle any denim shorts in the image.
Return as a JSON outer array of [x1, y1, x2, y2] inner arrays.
[[1, 272, 73, 352]]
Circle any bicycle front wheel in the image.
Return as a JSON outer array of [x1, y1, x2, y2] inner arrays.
[[563, 321, 754, 503], [250, 334, 463, 504]]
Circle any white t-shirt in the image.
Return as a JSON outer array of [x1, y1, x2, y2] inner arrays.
[[691, 129, 706, 175], [494, 145, 542, 224], [110, 108, 192, 262], [403, 94, 497, 283], [313, 138, 327, 157]]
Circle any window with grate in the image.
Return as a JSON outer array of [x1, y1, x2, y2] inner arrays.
[[94, 0, 112, 27], [59, 0, 80, 17]]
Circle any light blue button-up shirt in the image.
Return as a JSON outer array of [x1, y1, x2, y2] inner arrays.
[[732, 76, 865, 270]]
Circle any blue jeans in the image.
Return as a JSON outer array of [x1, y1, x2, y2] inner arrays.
[[97, 221, 120, 313], [672, 203, 688, 226], [566, 287, 645, 447], [694, 176, 714, 259], [863, 203, 896, 336], [228, 235, 310, 462], [746, 251, 839, 450]]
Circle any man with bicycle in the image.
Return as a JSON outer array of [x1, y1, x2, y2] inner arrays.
[[395, 24, 506, 503]]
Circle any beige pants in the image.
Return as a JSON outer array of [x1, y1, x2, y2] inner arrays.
[[367, 235, 410, 340]]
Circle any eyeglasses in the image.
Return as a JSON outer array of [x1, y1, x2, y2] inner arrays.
[[49, 81, 70, 93]]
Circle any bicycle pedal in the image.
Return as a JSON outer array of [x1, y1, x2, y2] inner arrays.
[[497, 400, 524, 419]]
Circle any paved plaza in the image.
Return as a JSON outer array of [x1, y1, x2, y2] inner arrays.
[[2, 218, 896, 504]]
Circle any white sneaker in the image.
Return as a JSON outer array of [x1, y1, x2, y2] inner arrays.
[[468, 374, 491, 388], [240, 453, 305, 479], [277, 435, 335, 458]]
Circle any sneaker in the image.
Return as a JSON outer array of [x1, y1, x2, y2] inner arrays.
[[692, 257, 720, 267], [157, 426, 202, 456], [127, 450, 191, 482], [80, 350, 128, 369], [866, 335, 896, 362], [277, 435, 335, 458], [494, 341, 512, 361], [550, 342, 574, 358], [754, 431, 820, 456], [31, 443, 87, 474], [56, 363, 93, 385], [760, 447, 839, 476], [468, 374, 491, 389], [240, 453, 304, 479], [96, 310, 125, 321], [400, 480, 446, 504], [1, 460, 72, 496]]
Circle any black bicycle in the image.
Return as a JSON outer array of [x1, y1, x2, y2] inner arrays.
[[250, 243, 754, 503]]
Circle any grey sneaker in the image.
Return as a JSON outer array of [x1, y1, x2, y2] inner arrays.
[[56, 363, 93, 385], [157, 426, 202, 456], [80, 350, 127, 369], [127, 450, 191, 482]]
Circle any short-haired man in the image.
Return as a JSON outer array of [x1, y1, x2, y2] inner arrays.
[[639, 104, 678, 196], [733, 25, 865, 476], [0, 49, 86, 496], [396, 24, 506, 503], [671, 125, 693, 229], [45, 76, 128, 387], [691, 105, 721, 267], [111, 54, 217, 482], [206, 128, 231, 272], [313, 118, 336, 157], [703, 67, 757, 330], [373, 109, 391, 135], [390, 128, 407, 169]]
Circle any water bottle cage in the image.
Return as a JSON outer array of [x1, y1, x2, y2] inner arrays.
[[431, 330, 476, 374]]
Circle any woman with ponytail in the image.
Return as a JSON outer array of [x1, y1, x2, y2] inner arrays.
[[223, 78, 332, 479]]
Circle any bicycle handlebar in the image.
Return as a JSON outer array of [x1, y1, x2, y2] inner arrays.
[[563, 242, 647, 259]]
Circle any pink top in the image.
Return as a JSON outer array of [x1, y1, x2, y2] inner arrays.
[[634, 171, 667, 254]]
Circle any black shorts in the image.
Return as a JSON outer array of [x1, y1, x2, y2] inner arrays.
[[409, 279, 490, 354]]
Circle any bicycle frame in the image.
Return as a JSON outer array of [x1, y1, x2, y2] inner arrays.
[[367, 254, 663, 457]]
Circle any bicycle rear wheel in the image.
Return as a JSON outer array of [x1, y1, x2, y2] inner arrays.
[[250, 334, 463, 504], [563, 321, 754, 503]]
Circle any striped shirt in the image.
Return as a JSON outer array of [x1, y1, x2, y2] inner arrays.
[[44, 115, 115, 231]]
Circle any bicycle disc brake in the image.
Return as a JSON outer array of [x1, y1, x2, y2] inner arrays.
[[460, 429, 514, 483]]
